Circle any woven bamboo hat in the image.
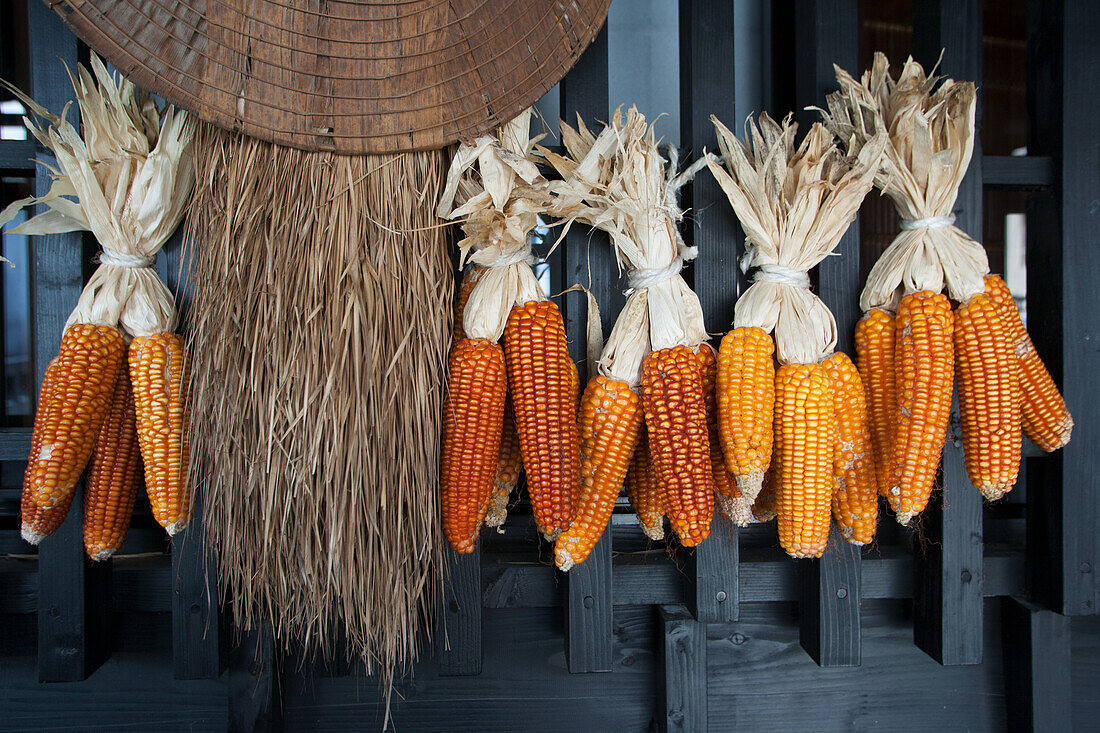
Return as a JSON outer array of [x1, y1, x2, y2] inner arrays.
[[48, 0, 610, 154]]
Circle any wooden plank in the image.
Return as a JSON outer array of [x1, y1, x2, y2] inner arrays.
[[679, 0, 741, 625], [228, 625, 281, 733], [1001, 596, 1072, 732], [658, 606, 707, 733], [0, 427, 32, 460], [28, 0, 112, 683], [982, 155, 1054, 188], [912, 0, 986, 665], [1026, 0, 1100, 618], [794, 0, 862, 668], [0, 139, 36, 170], [559, 25, 614, 674], [439, 548, 482, 676]]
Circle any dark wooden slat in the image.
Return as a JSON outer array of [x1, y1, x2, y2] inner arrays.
[[559, 25, 614, 674], [794, 0, 862, 667], [228, 625, 281, 733], [439, 547, 482, 676], [28, 0, 113, 683], [1001, 596, 1072, 732], [0, 139, 36, 170], [658, 605, 707, 733], [0, 427, 31, 460], [912, 0, 985, 665], [982, 155, 1054, 188], [679, 0, 740, 625]]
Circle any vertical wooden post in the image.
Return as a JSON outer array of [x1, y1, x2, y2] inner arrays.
[[913, 0, 986, 665], [228, 626, 281, 733], [439, 548, 482, 676], [1000, 597, 1072, 732], [793, 0, 862, 667], [679, 0, 741, 626], [560, 26, 615, 674], [658, 606, 708, 733], [1026, 0, 1100, 618], [29, 0, 112, 682]]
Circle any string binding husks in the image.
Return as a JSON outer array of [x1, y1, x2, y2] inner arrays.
[[899, 214, 956, 231], [99, 249, 156, 269]]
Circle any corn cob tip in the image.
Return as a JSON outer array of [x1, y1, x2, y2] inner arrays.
[[555, 548, 576, 572], [839, 525, 865, 547], [484, 492, 509, 529], [165, 520, 188, 536], [1043, 415, 1073, 452], [542, 529, 562, 543], [640, 522, 665, 541], [89, 548, 116, 562], [980, 484, 1012, 502], [21, 524, 46, 545], [895, 510, 916, 527], [716, 492, 754, 527], [734, 472, 764, 502]]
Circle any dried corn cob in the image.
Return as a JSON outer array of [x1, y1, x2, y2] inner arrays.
[[642, 345, 715, 546], [26, 323, 126, 510], [485, 397, 522, 528], [441, 338, 508, 553], [83, 369, 141, 560], [625, 426, 665, 540], [21, 358, 76, 544], [130, 332, 192, 535], [699, 343, 753, 527], [752, 466, 779, 523], [954, 293, 1022, 499], [822, 352, 878, 545], [503, 299, 581, 540], [984, 274, 1072, 451], [855, 308, 896, 497], [555, 376, 643, 569], [774, 363, 835, 558], [892, 291, 954, 524], [716, 327, 775, 500]]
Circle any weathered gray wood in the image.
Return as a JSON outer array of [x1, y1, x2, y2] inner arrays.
[[658, 605, 707, 733], [982, 155, 1054, 188], [1001, 596, 1072, 732], [913, 0, 986, 665], [228, 626, 281, 733], [0, 428, 32, 460], [439, 548, 482, 676], [0, 139, 36, 169]]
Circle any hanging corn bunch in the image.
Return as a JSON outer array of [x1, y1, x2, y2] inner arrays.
[[437, 109, 580, 549], [541, 107, 717, 552], [819, 53, 1068, 520], [705, 114, 886, 557], [1, 54, 195, 550]]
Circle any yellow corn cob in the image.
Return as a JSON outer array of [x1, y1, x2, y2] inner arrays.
[[441, 338, 508, 553], [625, 426, 665, 540], [26, 323, 126, 510], [503, 299, 580, 540], [699, 343, 753, 527], [752, 466, 779, 523], [642, 345, 715, 546], [855, 308, 896, 498], [83, 368, 141, 560], [774, 363, 835, 558], [21, 358, 76, 544], [484, 397, 523, 528], [822, 352, 878, 546], [954, 293, 1022, 499], [892, 291, 954, 524], [453, 265, 486, 343], [130, 333, 192, 535], [983, 274, 1072, 451], [717, 327, 775, 500], [555, 376, 643, 570]]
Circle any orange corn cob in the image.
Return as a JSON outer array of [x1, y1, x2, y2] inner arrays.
[[624, 426, 664, 540], [822, 352, 878, 546], [485, 397, 523, 528], [717, 327, 775, 500], [954, 293, 1022, 499], [21, 358, 76, 544], [453, 266, 486, 343], [855, 308, 896, 498], [441, 338, 508, 552], [130, 333, 192, 535], [83, 369, 141, 560], [752, 466, 779, 523], [503, 300, 580, 540], [555, 376, 643, 570], [641, 345, 715, 546], [774, 363, 835, 558], [699, 343, 753, 527], [984, 274, 1072, 451], [26, 323, 126, 510], [892, 291, 954, 524]]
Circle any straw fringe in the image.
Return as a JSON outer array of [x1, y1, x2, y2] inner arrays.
[[184, 122, 450, 720]]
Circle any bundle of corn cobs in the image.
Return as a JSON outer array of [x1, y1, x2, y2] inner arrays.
[[819, 53, 1072, 525], [1, 56, 195, 560]]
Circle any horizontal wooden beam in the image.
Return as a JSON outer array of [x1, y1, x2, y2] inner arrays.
[[982, 155, 1054, 187], [0, 428, 32, 460], [0, 139, 37, 170]]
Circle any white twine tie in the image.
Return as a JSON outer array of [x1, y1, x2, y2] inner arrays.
[[752, 263, 811, 289], [99, 249, 155, 268], [628, 245, 698, 290], [899, 213, 956, 231]]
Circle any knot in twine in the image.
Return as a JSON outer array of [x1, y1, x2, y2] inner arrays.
[[899, 213, 956, 231], [627, 244, 698, 290], [482, 231, 537, 269], [99, 249, 155, 268], [739, 247, 811, 289]]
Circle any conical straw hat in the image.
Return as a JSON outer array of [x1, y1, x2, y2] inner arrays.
[[48, 0, 610, 153]]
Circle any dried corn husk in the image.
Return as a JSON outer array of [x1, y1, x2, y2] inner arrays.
[[0, 54, 193, 336], [817, 53, 988, 309], [705, 113, 886, 365]]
